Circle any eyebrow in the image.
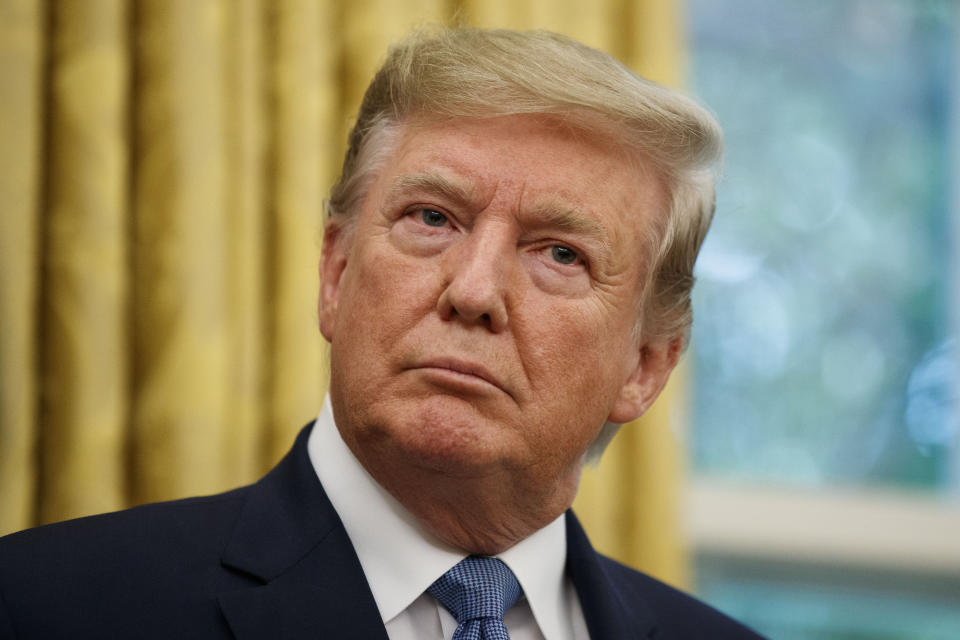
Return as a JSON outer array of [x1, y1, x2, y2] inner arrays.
[[527, 200, 607, 241], [386, 173, 478, 208]]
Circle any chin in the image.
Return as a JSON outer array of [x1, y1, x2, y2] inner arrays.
[[371, 393, 520, 475]]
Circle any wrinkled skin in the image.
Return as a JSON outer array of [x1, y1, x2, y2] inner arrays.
[[319, 114, 681, 554]]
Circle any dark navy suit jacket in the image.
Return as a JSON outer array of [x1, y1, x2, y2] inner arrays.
[[0, 424, 762, 639]]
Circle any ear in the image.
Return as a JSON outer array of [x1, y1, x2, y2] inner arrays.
[[607, 335, 684, 424], [318, 219, 350, 342]]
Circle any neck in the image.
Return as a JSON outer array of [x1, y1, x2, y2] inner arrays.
[[351, 443, 582, 555]]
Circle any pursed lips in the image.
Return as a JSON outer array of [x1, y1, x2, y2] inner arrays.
[[412, 357, 509, 396]]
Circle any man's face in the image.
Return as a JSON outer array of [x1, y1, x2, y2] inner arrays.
[[320, 114, 675, 510]]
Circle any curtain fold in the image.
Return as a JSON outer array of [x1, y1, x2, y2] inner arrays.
[[263, 0, 332, 465], [0, 0, 44, 535], [130, 0, 230, 504], [40, 0, 129, 524], [0, 0, 689, 589], [222, 0, 266, 487]]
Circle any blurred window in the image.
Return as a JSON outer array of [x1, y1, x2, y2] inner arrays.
[[686, 1, 959, 637]]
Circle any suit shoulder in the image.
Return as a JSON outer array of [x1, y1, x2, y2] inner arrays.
[[596, 554, 765, 639], [0, 487, 254, 638], [0, 486, 248, 555], [0, 486, 250, 590]]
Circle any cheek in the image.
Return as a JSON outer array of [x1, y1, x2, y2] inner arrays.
[[337, 242, 442, 347], [523, 310, 612, 394], [520, 300, 636, 413]]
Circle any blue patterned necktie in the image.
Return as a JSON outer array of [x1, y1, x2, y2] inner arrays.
[[427, 555, 523, 640]]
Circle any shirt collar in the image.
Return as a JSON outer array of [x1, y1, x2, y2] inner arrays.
[[307, 397, 571, 640]]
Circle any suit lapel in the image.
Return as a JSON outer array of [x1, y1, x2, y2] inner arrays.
[[565, 511, 658, 640], [214, 426, 658, 639], [217, 424, 388, 640]]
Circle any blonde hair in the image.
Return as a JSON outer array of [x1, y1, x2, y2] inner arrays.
[[329, 27, 722, 346]]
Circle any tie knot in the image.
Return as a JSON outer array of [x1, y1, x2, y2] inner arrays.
[[428, 556, 522, 625]]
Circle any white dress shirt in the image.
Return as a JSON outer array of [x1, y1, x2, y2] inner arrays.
[[307, 399, 591, 640]]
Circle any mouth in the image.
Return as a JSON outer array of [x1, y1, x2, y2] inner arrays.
[[412, 358, 508, 396]]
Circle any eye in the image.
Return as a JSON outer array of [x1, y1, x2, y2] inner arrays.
[[420, 208, 449, 227], [551, 245, 580, 265]]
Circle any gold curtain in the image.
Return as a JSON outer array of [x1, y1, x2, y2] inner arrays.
[[0, 0, 688, 588]]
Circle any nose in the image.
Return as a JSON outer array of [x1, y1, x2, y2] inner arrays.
[[436, 223, 510, 333]]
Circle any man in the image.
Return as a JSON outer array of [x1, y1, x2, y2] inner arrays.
[[0, 28, 761, 639]]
